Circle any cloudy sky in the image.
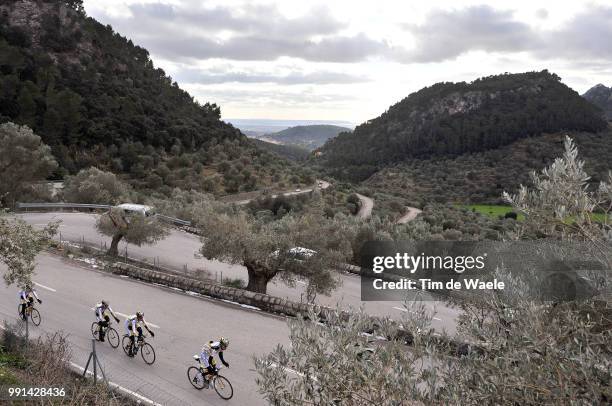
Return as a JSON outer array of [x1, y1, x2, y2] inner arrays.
[[83, 0, 612, 124]]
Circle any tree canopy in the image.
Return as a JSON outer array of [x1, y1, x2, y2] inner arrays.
[[199, 202, 353, 295], [62, 167, 131, 205], [1, 214, 57, 287], [0, 122, 57, 207], [97, 208, 169, 257]]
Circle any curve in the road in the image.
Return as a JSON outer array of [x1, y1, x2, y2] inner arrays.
[[17, 212, 460, 334], [233, 179, 331, 205], [396, 206, 422, 224], [0, 253, 289, 406], [355, 193, 374, 219]]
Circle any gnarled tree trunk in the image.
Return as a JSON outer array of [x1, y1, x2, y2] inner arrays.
[[245, 262, 276, 294], [107, 232, 124, 256]]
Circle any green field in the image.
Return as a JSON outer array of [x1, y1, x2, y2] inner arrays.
[[463, 205, 524, 220], [463, 204, 609, 223]]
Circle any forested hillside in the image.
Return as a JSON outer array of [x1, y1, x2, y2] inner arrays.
[[251, 139, 310, 161], [266, 125, 351, 150], [0, 0, 303, 195], [363, 130, 612, 206], [318, 71, 607, 181], [583, 84, 612, 120]]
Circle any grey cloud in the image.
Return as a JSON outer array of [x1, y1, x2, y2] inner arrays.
[[129, 32, 392, 63], [96, 2, 393, 63], [403, 6, 537, 62], [536, 7, 612, 60], [188, 87, 358, 107], [129, 2, 343, 38], [402, 5, 612, 64], [175, 69, 368, 85]]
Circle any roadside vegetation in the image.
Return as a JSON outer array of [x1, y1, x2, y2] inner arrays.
[[255, 137, 612, 405], [198, 193, 353, 296], [0, 123, 58, 207], [0, 325, 130, 405], [360, 131, 612, 206]]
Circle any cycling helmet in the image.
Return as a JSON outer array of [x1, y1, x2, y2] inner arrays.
[[136, 311, 144, 319], [25, 284, 31, 290], [219, 337, 229, 350], [101, 300, 109, 306]]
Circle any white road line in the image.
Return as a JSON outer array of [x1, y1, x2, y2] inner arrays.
[[433, 317, 442, 321], [392, 306, 407, 312], [34, 282, 57, 292], [115, 312, 160, 329], [69, 362, 162, 406]]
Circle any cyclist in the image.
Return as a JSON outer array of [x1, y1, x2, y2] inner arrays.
[[19, 285, 42, 321], [124, 312, 154, 356], [94, 300, 120, 342], [198, 337, 230, 387]]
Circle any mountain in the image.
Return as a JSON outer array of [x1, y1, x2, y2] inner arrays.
[[318, 71, 607, 181], [266, 125, 352, 150], [0, 0, 302, 195], [583, 84, 612, 120]]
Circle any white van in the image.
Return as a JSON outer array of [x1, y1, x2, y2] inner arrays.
[[115, 203, 155, 217]]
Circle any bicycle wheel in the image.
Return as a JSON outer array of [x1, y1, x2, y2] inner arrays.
[[141, 343, 156, 365], [91, 322, 99, 339], [107, 328, 120, 349], [30, 309, 41, 326], [213, 375, 233, 400], [187, 366, 206, 389], [122, 335, 132, 356]]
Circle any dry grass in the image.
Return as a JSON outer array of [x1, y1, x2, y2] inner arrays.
[[1, 324, 133, 405]]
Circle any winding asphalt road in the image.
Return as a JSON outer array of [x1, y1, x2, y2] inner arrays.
[[396, 207, 422, 224], [233, 180, 331, 205], [17, 212, 461, 335]]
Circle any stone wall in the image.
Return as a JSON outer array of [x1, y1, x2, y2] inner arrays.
[[110, 262, 479, 357], [110, 262, 327, 318]]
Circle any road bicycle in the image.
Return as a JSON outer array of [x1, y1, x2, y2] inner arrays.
[[18, 303, 41, 326], [91, 322, 120, 348], [122, 334, 156, 365], [187, 355, 233, 400]]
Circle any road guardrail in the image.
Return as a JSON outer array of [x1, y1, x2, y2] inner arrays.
[[18, 202, 112, 210], [17, 202, 192, 227]]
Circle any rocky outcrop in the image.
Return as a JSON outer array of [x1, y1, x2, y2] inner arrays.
[[583, 84, 612, 120]]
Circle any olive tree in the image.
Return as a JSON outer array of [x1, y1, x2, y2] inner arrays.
[[1, 213, 58, 287], [62, 167, 131, 204], [255, 136, 612, 404], [255, 305, 434, 405], [0, 123, 57, 207], [199, 206, 353, 295], [96, 208, 169, 256]]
